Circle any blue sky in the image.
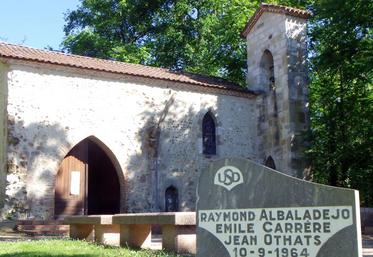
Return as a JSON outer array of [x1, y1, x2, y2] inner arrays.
[[0, 0, 81, 50]]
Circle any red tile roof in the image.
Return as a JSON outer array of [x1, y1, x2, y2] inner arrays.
[[241, 3, 312, 37], [0, 42, 255, 95]]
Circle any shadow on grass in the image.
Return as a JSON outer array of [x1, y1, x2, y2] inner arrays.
[[0, 239, 191, 257], [0, 253, 94, 257]]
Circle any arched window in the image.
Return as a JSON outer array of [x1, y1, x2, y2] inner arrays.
[[259, 50, 275, 91], [265, 156, 276, 170], [165, 186, 179, 212], [202, 112, 216, 155]]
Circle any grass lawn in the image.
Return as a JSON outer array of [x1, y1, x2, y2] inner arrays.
[[0, 239, 189, 257]]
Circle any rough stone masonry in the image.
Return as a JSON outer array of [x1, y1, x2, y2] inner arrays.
[[0, 3, 311, 220]]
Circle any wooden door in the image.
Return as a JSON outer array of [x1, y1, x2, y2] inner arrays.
[[55, 142, 88, 217]]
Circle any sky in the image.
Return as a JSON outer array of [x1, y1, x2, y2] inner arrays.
[[0, 0, 81, 50]]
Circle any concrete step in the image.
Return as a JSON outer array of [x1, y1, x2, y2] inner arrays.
[[17, 224, 69, 231], [364, 240, 373, 248], [16, 220, 65, 225], [16, 220, 68, 237], [363, 236, 373, 257], [22, 230, 68, 236]]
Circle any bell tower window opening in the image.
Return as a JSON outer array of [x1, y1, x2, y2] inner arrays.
[[260, 50, 275, 91]]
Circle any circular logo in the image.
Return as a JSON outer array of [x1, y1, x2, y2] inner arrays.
[[214, 166, 244, 191]]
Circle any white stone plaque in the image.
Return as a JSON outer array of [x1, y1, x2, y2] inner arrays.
[[196, 158, 362, 257], [199, 206, 353, 257]]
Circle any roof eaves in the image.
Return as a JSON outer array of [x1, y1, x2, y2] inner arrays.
[[0, 50, 257, 96], [241, 3, 312, 38]]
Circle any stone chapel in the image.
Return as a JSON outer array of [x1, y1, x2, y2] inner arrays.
[[0, 4, 311, 220]]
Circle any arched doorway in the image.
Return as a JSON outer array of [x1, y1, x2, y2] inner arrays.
[[54, 137, 120, 217]]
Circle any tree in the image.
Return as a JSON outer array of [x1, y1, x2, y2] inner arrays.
[[62, 0, 373, 205], [62, 0, 307, 85], [308, 0, 373, 205]]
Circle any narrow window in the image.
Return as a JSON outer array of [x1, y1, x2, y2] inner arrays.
[[202, 112, 216, 155], [165, 186, 179, 212], [265, 156, 276, 170]]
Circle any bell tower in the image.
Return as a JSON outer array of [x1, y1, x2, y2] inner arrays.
[[242, 4, 311, 177]]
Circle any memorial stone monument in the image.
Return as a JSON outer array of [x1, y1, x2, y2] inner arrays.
[[196, 158, 362, 257]]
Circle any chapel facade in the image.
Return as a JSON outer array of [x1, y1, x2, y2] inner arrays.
[[0, 4, 310, 220]]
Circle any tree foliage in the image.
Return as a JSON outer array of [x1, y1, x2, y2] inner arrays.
[[308, 0, 373, 205], [62, 0, 373, 205], [62, 0, 307, 85]]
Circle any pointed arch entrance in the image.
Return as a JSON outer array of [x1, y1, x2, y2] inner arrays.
[[54, 137, 120, 217]]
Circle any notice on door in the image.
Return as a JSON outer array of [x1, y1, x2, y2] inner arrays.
[[70, 171, 80, 196]]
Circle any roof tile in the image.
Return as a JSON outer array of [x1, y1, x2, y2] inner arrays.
[[241, 3, 312, 37], [0, 42, 254, 95]]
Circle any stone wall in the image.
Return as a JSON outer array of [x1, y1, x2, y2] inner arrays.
[[1, 62, 258, 219], [0, 63, 7, 211], [245, 12, 309, 177], [285, 16, 310, 177]]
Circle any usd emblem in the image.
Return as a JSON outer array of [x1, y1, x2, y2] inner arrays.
[[214, 166, 243, 191]]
